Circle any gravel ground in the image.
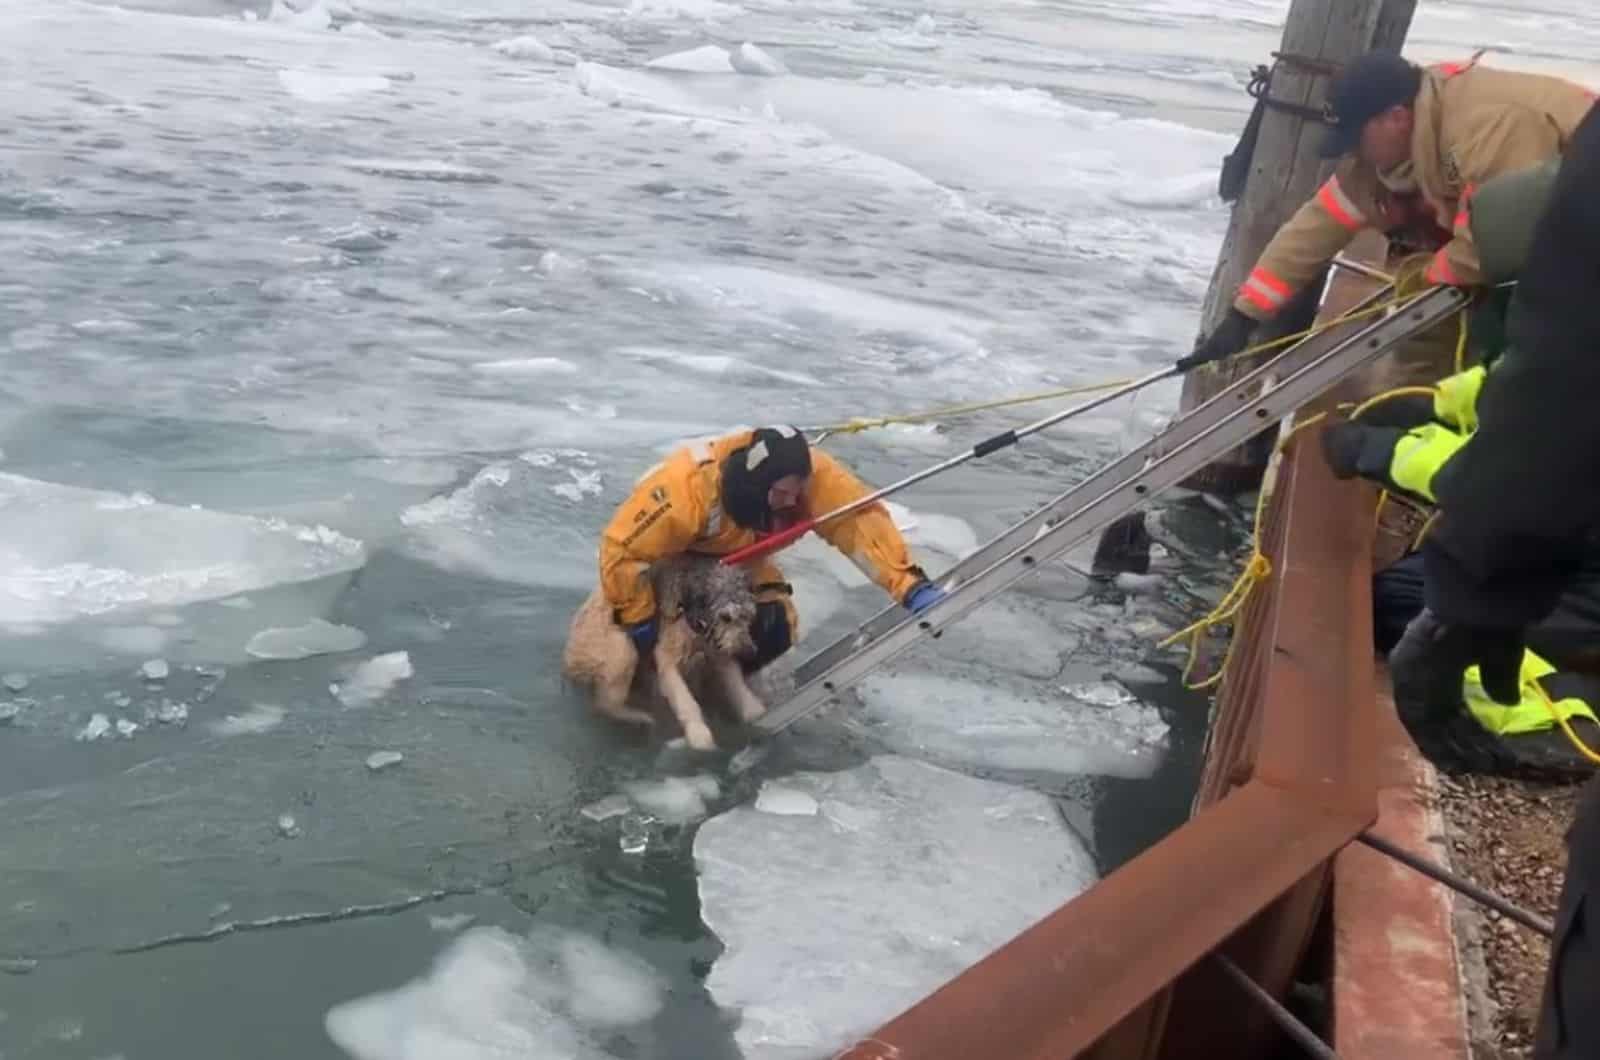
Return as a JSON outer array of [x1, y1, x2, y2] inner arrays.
[[1438, 773, 1584, 1059]]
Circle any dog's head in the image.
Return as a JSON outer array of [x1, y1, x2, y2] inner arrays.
[[686, 562, 759, 660]]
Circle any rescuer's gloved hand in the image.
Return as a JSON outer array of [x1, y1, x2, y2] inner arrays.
[[904, 582, 947, 614], [1390, 607, 1524, 711], [1321, 421, 1467, 505], [1387, 607, 1523, 773], [1177, 309, 1257, 371]]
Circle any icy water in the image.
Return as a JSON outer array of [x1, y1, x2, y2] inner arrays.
[[2, 1, 1596, 1057]]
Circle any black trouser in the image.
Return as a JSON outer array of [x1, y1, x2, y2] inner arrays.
[[1536, 777, 1600, 1058]]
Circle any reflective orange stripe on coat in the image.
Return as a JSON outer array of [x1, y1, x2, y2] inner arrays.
[[1316, 176, 1367, 233], [1238, 267, 1292, 314], [1424, 249, 1462, 286]]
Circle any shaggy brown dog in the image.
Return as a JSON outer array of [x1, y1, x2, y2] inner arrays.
[[562, 554, 768, 750]]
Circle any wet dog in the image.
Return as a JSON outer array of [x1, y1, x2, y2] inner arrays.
[[561, 554, 767, 751]]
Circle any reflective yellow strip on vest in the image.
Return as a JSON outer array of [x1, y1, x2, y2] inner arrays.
[[1388, 423, 1468, 502], [1433, 365, 1485, 433], [1464, 650, 1600, 736]]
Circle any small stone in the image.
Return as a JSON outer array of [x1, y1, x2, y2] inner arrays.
[[365, 751, 404, 772], [2, 673, 28, 693], [141, 659, 170, 682]]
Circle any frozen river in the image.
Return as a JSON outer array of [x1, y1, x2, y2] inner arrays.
[[2, 0, 1596, 1056]]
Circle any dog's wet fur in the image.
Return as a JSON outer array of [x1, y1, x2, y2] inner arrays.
[[562, 555, 768, 750]]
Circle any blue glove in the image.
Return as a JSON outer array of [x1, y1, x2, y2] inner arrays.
[[626, 617, 658, 653], [904, 582, 946, 614]]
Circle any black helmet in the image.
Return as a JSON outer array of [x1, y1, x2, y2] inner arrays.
[[721, 426, 812, 532]]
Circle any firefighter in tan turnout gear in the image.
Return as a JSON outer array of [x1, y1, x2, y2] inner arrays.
[[1190, 50, 1596, 364]]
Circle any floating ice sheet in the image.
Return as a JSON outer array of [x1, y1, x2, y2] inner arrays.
[[0, 474, 365, 627], [695, 756, 1095, 1059], [324, 927, 663, 1060], [855, 667, 1168, 780]]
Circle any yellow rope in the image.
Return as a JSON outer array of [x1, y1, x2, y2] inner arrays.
[[805, 289, 1418, 441], [1531, 680, 1600, 766], [803, 378, 1136, 436], [1453, 303, 1469, 374], [1347, 385, 1438, 421], [1411, 510, 1440, 550], [1159, 412, 1328, 689]]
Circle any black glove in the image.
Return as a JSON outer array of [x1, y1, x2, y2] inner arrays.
[[1177, 309, 1256, 371], [1388, 608, 1524, 773], [1390, 607, 1522, 707], [1321, 421, 1404, 482]]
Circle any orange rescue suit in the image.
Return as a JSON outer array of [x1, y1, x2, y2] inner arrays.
[[599, 430, 926, 628]]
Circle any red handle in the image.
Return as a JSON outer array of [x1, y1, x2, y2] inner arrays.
[[719, 519, 816, 566]]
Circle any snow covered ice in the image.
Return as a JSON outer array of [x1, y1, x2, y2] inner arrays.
[[695, 757, 1097, 1059]]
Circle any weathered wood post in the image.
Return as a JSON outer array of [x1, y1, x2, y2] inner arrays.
[[1181, 0, 1418, 493]]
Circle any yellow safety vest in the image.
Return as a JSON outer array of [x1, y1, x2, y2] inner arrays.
[[1464, 649, 1599, 736]]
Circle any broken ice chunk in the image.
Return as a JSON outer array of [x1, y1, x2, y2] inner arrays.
[[208, 704, 284, 736], [1114, 571, 1163, 595], [2, 672, 28, 692], [687, 774, 721, 801], [277, 814, 302, 838], [246, 618, 367, 660], [428, 912, 476, 933], [623, 777, 708, 824], [334, 652, 413, 707], [76, 714, 112, 742], [365, 751, 404, 772], [154, 701, 189, 725], [323, 927, 663, 1058], [1062, 680, 1137, 708], [0, 702, 19, 725], [754, 783, 818, 816], [140, 659, 169, 682], [115, 718, 140, 738], [695, 757, 1096, 1060], [731, 41, 785, 76], [619, 812, 652, 855], [579, 794, 632, 822]]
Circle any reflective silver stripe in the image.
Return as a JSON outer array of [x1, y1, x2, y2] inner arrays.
[[1241, 274, 1289, 309]]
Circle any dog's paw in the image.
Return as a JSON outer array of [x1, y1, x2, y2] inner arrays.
[[735, 697, 768, 724], [685, 722, 718, 752]]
